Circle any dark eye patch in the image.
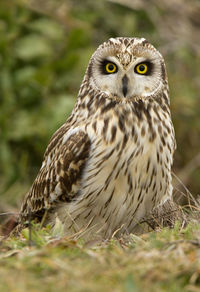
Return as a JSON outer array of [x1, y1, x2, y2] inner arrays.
[[134, 61, 154, 75], [100, 59, 118, 75]]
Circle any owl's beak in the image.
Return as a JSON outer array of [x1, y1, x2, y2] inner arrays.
[[122, 74, 128, 97]]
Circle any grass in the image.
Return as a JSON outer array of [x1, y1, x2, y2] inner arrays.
[[1, 220, 200, 292]]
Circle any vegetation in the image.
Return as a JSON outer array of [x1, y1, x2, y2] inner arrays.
[[0, 0, 200, 291], [1, 222, 200, 291]]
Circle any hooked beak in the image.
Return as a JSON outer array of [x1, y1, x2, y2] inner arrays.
[[122, 74, 128, 97]]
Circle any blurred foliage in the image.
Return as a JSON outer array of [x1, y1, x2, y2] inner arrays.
[[0, 0, 199, 207]]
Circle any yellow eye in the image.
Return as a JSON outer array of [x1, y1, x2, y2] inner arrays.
[[105, 62, 117, 73], [135, 63, 148, 74]]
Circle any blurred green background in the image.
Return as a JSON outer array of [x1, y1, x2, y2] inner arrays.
[[0, 0, 200, 213]]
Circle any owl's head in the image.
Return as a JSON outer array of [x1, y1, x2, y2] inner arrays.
[[86, 37, 168, 101]]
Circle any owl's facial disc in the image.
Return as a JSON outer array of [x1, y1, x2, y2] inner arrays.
[[89, 38, 167, 101], [92, 55, 163, 100]]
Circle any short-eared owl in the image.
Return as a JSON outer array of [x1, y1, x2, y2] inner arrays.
[[17, 37, 176, 239]]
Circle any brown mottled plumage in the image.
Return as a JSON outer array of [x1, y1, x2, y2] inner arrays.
[[16, 37, 176, 239]]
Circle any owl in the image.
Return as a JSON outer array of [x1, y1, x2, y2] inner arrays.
[[16, 37, 176, 239]]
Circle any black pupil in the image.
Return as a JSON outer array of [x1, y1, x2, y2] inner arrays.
[[108, 64, 114, 71], [139, 65, 145, 71]]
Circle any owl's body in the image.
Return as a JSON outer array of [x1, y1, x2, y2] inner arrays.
[[18, 37, 176, 239]]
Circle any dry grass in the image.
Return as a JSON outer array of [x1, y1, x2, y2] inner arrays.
[[1, 220, 200, 292], [0, 195, 200, 292]]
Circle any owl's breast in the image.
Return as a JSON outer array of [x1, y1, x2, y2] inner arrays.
[[56, 104, 175, 239], [73, 109, 172, 234]]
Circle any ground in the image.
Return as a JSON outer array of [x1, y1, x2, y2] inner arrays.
[[1, 219, 200, 292]]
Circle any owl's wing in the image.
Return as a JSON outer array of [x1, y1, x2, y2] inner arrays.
[[18, 129, 91, 225]]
